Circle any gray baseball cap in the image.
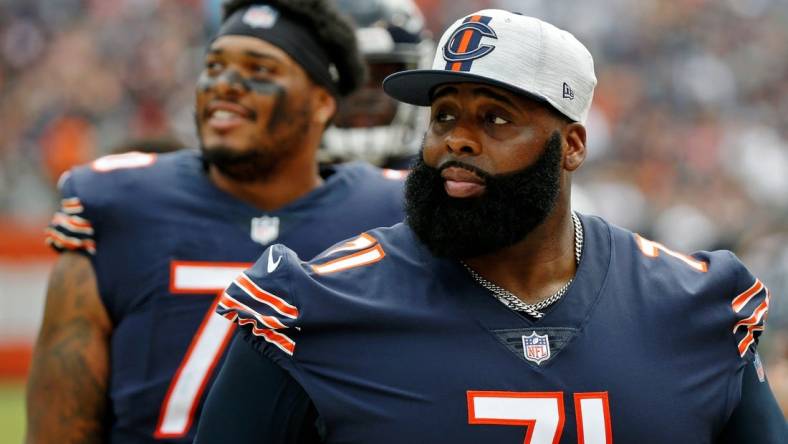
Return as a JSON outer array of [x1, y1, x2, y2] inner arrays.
[[383, 9, 597, 123]]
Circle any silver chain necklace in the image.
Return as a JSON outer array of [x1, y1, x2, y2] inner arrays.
[[461, 212, 584, 318]]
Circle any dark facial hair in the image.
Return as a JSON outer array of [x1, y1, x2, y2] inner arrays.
[[196, 70, 310, 182], [404, 131, 563, 259]]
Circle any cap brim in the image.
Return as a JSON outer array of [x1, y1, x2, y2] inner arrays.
[[383, 69, 549, 107]]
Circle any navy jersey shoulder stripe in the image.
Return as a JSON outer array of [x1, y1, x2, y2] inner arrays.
[[46, 181, 96, 255], [731, 278, 769, 357], [218, 245, 302, 356]]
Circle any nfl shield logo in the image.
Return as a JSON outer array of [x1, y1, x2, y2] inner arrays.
[[243, 5, 279, 29], [250, 216, 280, 245], [522, 332, 551, 365]]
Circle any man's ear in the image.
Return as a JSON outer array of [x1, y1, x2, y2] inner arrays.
[[312, 87, 337, 127], [563, 122, 587, 171]]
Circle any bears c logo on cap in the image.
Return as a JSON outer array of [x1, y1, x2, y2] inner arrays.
[[443, 15, 497, 72]]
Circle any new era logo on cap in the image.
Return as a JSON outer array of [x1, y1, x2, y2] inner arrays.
[[563, 82, 575, 100], [383, 9, 597, 123]]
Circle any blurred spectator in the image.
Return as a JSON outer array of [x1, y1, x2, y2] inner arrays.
[[0, 0, 204, 221]]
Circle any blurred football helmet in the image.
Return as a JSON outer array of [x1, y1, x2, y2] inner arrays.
[[321, 0, 433, 167]]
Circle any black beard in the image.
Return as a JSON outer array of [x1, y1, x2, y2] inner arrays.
[[195, 101, 310, 183], [404, 131, 563, 258], [200, 144, 281, 182]]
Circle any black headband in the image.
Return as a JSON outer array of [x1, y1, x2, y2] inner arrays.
[[214, 4, 339, 96]]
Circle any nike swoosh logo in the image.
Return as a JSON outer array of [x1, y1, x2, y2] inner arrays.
[[267, 249, 282, 273]]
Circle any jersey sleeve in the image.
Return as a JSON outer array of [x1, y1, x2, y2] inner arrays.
[[194, 334, 322, 444], [217, 244, 302, 359], [717, 356, 788, 443], [727, 254, 770, 360], [45, 152, 162, 257], [45, 170, 97, 256]]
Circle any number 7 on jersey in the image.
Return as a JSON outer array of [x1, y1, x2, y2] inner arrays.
[[154, 261, 251, 439]]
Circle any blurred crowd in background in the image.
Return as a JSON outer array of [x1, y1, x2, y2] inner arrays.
[[0, 0, 786, 405]]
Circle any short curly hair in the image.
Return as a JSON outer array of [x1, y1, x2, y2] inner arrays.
[[221, 0, 365, 97]]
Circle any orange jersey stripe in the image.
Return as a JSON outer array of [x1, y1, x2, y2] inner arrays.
[[732, 298, 769, 334], [258, 328, 295, 355], [61, 197, 84, 213], [322, 233, 377, 257], [217, 305, 238, 322], [237, 318, 295, 355], [737, 324, 765, 357], [731, 279, 764, 313], [311, 244, 385, 275], [51, 212, 94, 234], [219, 293, 288, 330], [45, 228, 96, 253], [53, 213, 92, 228], [235, 274, 299, 319]]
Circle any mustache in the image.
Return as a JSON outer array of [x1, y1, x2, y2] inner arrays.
[[200, 104, 258, 121], [436, 160, 492, 181]]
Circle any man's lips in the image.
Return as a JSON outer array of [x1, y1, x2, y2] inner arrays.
[[440, 166, 486, 198], [204, 101, 254, 132]]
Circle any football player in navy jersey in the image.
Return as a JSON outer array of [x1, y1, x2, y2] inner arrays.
[[320, 0, 433, 169], [197, 8, 787, 444], [25, 1, 408, 443]]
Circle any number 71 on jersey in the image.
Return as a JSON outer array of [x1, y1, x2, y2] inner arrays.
[[468, 391, 613, 444]]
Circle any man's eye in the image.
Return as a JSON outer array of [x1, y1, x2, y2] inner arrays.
[[249, 64, 272, 75], [436, 112, 456, 122], [205, 61, 223, 71], [487, 115, 509, 125]]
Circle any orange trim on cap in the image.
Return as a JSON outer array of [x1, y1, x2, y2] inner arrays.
[[451, 15, 481, 71]]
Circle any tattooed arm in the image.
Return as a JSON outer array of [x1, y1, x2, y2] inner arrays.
[[25, 252, 112, 444]]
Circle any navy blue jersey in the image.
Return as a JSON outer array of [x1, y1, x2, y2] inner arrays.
[[45, 149, 405, 443], [220, 214, 771, 444]]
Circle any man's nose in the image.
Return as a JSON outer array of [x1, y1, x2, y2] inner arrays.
[[445, 122, 481, 156], [214, 69, 249, 95]]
